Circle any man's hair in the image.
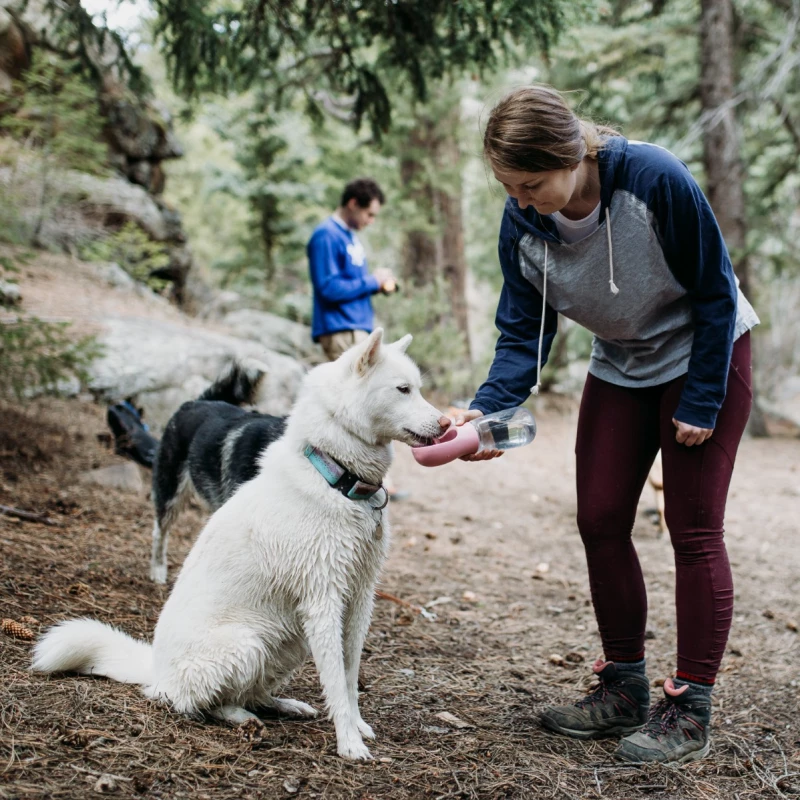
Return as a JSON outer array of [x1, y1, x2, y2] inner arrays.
[[341, 178, 385, 208]]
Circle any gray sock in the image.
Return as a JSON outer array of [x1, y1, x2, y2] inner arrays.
[[673, 677, 713, 697], [613, 658, 646, 675]]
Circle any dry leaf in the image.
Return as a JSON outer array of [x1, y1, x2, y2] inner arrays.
[[434, 711, 473, 729]]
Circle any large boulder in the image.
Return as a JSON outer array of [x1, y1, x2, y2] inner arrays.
[[88, 317, 307, 431], [221, 308, 324, 364]]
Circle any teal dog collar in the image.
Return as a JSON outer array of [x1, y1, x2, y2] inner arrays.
[[304, 444, 384, 502]]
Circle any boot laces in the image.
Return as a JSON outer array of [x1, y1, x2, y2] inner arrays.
[[643, 698, 685, 738], [575, 678, 626, 709]]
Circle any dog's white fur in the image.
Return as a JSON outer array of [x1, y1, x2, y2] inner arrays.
[[33, 330, 447, 760]]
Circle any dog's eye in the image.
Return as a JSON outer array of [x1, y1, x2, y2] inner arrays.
[[397, 385, 411, 395]]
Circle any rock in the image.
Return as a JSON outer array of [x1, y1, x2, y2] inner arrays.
[[61, 170, 174, 241], [283, 778, 300, 794], [95, 262, 136, 291], [87, 317, 306, 431], [0, 162, 181, 251], [93, 775, 118, 794], [79, 462, 146, 494], [564, 651, 585, 663], [0, 278, 21, 305], [221, 308, 324, 363]]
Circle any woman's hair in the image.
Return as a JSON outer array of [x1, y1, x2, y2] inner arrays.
[[483, 85, 618, 174]]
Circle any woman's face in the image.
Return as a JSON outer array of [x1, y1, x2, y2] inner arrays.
[[492, 165, 579, 214]]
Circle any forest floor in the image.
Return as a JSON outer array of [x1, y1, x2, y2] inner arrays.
[[1, 393, 798, 800]]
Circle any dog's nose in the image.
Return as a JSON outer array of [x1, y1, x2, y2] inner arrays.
[[438, 416, 452, 433]]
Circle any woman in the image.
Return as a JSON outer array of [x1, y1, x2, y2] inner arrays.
[[457, 85, 758, 764]]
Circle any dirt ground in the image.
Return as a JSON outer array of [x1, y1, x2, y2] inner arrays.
[[1, 394, 799, 800]]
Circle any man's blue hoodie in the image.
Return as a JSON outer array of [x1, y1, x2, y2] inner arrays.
[[470, 138, 759, 429]]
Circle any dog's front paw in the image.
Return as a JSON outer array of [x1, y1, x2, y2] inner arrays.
[[150, 562, 167, 584], [273, 698, 319, 719], [337, 732, 372, 761], [357, 719, 375, 740]]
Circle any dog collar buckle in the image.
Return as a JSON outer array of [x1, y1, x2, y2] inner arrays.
[[303, 444, 382, 501]]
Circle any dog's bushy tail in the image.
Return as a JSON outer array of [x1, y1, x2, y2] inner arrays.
[[32, 619, 153, 685], [198, 359, 268, 406]]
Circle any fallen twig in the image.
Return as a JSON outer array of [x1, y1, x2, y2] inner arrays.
[[0, 504, 61, 527], [69, 764, 133, 782], [375, 589, 436, 621]]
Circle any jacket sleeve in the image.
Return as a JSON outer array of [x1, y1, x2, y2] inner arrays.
[[470, 213, 558, 415], [308, 230, 380, 304], [649, 161, 738, 429]]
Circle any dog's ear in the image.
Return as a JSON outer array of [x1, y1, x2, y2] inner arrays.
[[354, 328, 384, 376], [391, 334, 413, 354]]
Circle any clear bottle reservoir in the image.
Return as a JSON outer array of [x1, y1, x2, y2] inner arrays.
[[473, 407, 537, 452]]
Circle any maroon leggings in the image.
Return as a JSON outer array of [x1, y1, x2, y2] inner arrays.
[[575, 333, 752, 684]]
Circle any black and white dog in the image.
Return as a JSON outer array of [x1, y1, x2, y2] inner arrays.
[[150, 360, 288, 583]]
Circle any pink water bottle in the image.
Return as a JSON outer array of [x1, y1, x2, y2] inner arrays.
[[412, 407, 536, 467]]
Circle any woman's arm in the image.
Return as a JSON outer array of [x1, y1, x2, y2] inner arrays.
[[649, 158, 738, 430], [470, 209, 558, 415]]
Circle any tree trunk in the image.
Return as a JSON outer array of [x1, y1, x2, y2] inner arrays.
[[399, 102, 471, 359], [434, 107, 471, 359], [699, 0, 768, 436], [400, 122, 438, 287], [699, 0, 751, 298]]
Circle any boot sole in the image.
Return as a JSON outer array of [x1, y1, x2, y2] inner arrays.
[[540, 716, 645, 741], [615, 739, 711, 764]]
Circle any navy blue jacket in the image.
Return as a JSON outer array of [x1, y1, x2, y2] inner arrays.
[[471, 138, 758, 429]]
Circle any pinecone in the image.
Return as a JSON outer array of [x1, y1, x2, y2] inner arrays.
[[1, 618, 35, 640]]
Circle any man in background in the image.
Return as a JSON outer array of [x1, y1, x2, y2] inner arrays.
[[308, 177, 396, 359], [307, 177, 407, 499]]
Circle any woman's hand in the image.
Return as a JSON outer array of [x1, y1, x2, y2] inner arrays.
[[449, 408, 504, 461], [672, 418, 713, 446]]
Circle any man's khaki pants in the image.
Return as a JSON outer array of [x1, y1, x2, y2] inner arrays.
[[318, 329, 369, 362]]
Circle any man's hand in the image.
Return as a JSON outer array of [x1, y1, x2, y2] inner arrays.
[[672, 418, 713, 446], [373, 268, 395, 291], [450, 408, 504, 461]]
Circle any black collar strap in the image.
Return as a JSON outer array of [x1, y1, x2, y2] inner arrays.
[[304, 444, 384, 502]]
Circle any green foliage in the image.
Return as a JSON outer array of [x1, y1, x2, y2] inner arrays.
[[0, 317, 102, 400], [150, 0, 567, 136], [0, 253, 101, 399], [550, 0, 800, 285], [80, 222, 171, 292], [42, 0, 150, 96], [0, 53, 111, 247], [1, 54, 109, 176], [374, 280, 471, 395]]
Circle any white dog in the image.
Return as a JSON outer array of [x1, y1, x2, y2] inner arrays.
[[33, 330, 449, 760]]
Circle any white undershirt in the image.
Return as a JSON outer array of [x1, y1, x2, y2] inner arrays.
[[551, 202, 601, 244]]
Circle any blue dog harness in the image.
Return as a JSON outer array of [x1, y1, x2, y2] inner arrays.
[[304, 444, 388, 506]]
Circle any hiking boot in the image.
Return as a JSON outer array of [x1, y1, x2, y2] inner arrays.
[[615, 678, 711, 764], [540, 659, 650, 740]]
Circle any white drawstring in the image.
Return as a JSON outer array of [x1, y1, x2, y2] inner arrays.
[[606, 207, 619, 295], [531, 241, 548, 396], [530, 208, 618, 396]]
